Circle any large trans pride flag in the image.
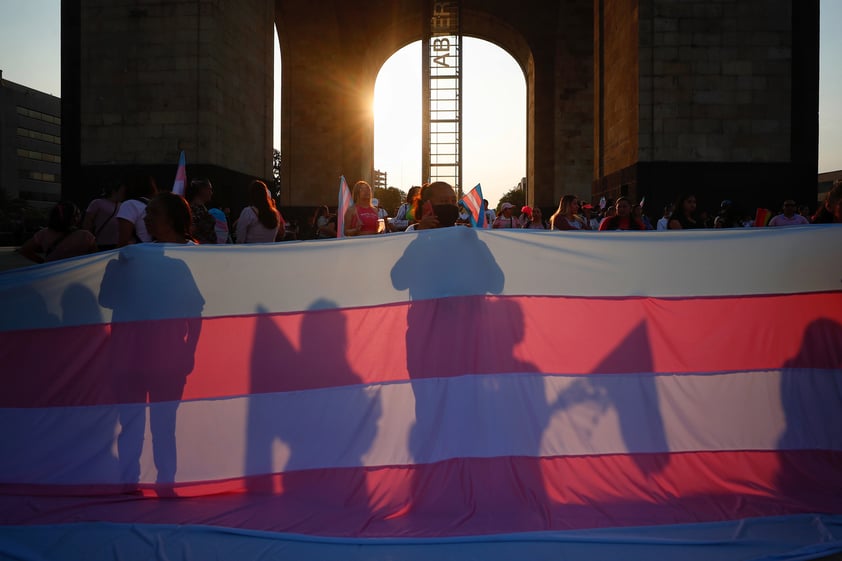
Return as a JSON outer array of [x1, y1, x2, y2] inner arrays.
[[1, 226, 841, 560]]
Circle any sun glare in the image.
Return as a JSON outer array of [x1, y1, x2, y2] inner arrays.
[[373, 38, 526, 207]]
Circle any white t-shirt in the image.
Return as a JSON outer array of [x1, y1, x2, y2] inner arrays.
[[116, 199, 151, 243], [236, 206, 279, 243], [656, 217, 669, 231]]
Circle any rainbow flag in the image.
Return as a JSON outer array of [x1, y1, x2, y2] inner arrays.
[[1, 227, 841, 560], [755, 207, 772, 227], [336, 175, 352, 238], [460, 183, 485, 228], [172, 150, 187, 196]]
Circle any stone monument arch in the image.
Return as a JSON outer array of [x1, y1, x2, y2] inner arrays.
[[62, 0, 817, 216]]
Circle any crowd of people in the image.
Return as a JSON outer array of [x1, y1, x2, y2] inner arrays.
[[331, 178, 842, 235], [15, 175, 288, 264], [13, 176, 842, 265]]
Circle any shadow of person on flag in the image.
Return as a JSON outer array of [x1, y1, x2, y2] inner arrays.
[[245, 299, 382, 531], [0, 285, 60, 407], [389, 225, 505, 525], [58, 283, 120, 480], [775, 318, 842, 514], [585, 320, 669, 475], [99, 244, 205, 494]]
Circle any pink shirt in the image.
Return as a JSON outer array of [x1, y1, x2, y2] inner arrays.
[[356, 205, 380, 234], [768, 214, 809, 227], [85, 198, 121, 246]]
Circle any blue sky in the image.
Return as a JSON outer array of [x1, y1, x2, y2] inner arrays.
[[0, 0, 839, 204]]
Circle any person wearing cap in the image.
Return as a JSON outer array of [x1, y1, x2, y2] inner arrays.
[[714, 199, 741, 228], [492, 202, 520, 228], [518, 205, 533, 228], [523, 206, 548, 229], [768, 200, 810, 227]]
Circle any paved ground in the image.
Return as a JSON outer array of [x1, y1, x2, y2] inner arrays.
[[0, 247, 35, 272]]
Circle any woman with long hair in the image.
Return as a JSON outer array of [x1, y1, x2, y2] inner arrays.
[[19, 200, 97, 263], [668, 194, 704, 229], [550, 194, 589, 230], [344, 180, 383, 236], [236, 180, 283, 243], [143, 192, 196, 244]]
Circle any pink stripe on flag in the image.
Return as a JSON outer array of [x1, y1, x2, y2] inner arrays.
[[1, 292, 840, 407], [1, 450, 839, 536]]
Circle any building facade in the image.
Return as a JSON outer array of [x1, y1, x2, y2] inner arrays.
[[0, 71, 62, 209], [60, 0, 818, 216]]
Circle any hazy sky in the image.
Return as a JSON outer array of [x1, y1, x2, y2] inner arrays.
[[1, 0, 839, 207]]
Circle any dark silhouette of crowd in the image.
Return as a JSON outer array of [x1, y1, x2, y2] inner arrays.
[[12, 176, 841, 265]]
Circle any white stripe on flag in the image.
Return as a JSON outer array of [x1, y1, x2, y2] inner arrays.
[[2, 369, 839, 484]]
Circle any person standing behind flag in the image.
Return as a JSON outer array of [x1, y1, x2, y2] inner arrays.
[[483, 199, 496, 226], [550, 195, 589, 230], [406, 181, 461, 230], [523, 206, 548, 229], [343, 180, 383, 236], [143, 192, 196, 244], [185, 179, 217, 244], [668, 194, 703, 229], [390, 186, 421, 232], [492, 203, 520, 228], [117, 174, 157, 246], [235, 180, 282, 243], [768, 200, 809, 227], [599, 197, 646, 230], [83, 182, 126, 250]]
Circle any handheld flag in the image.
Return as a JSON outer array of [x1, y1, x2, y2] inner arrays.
[[754, 207, 772, 227], [172, 151, 187, 196], [639, 196, 645, 208], [460, 183, 485, 228], [337, 175, 352, 238]]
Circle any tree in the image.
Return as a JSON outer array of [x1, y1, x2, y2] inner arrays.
[[373, 186, 406, 216], [0, 191, 47, 244], [272, 149, 282, 197], [496, 185, 525, 213]]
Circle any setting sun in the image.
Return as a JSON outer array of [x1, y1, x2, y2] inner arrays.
[[373, 38, 526, 207]]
